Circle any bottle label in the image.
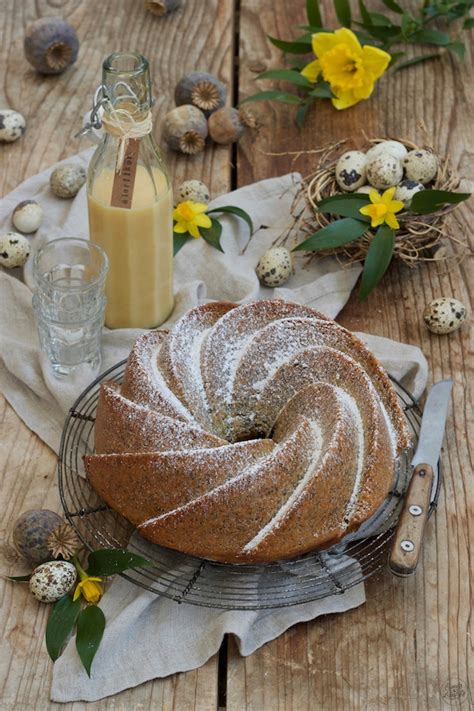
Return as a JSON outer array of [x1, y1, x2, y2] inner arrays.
[[111, 138, 139, 209]]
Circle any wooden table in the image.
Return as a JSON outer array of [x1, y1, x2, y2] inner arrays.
[[0, 1, 472, 709]]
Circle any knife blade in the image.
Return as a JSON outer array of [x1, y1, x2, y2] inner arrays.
[[389, 380, 453, 577]]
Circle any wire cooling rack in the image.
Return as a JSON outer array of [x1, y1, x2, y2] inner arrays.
[[58, 360, 438, 610]]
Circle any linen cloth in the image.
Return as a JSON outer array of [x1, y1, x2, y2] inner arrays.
[[0, 151, 428, 702]]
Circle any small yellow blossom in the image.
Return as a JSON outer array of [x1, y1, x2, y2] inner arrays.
[[173, 201, 212, 239], [301, 28, 391, 110], [359, 187, 404, 229], [73, 559, 103, 603]]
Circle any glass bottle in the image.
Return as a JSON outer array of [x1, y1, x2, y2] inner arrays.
[[87, 51, 174, 329]]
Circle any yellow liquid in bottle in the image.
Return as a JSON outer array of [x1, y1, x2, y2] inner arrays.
[[88, 165, 174, 329]]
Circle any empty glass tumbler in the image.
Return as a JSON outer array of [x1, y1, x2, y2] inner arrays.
[[32, 238, 108, 376]]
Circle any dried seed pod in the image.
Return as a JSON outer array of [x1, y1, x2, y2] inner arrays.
[[208, 107, 244, 145], [24, 17, 79, 75], [162, 105, 208, 155], [144, 0, 181, 15], [12, 509, 63, 563], [175, 72, 226, 116]]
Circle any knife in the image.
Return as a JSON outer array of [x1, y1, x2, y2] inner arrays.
[[389, 379, 453, 577]]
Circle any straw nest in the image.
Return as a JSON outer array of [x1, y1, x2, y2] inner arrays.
[[285, 138, 468, 267]]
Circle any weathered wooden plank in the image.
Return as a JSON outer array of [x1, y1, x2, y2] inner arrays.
[[0, 0, 235, 707], [230, 1, 473, 709]]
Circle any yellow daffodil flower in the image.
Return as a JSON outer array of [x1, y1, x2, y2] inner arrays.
[[73, 559, 103, 604], [173, 201, 212, 239], [301, 28, 391, 110], [359, 187, 404, 229]]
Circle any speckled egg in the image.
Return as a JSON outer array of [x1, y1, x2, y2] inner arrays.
[[0, 232, 30, 268], [394, 179, 425, 208], [366, 154, 403, 190], [0, 110, 26, 143], [403, 149, 438, 184], [50, 163, 86, 198], [256, 247, 292, 287], [335, 151, 367, 192], [355, 185, 373, 195], [423, 297, 467, 334], [177, 179, 210, 203], [13, 509, 64, 563], [29, 561, 77, 603], [366, 140, 408, 162], [12, 200, 43, 233]]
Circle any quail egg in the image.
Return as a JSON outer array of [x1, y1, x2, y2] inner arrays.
[[0, 232, 30, 268], [256, 247, 292, 287], [423, 297, 467, 335], [355, 185, 373, 195], [50, 163, 86, 198], [366, 155, 403, 191], [366, 140, 408, 162], [335, 151, 367, 192], [13, 509, 64, 564], [29, 561, 77, 603], [0, 109, 26, 143], [12, 200, 43, 233], [403, 149, 438, 184], [394, 179, 425, 208], [177, 179, 210, 203]]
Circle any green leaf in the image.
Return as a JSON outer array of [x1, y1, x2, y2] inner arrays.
[[396, 53, 440, 69], [308, 83, 333, 98], [334, 0, 352, 26], [200, 218, 224, 252], [410, 189, 471, 214], [256, 69, 313, 88], [317, 194, 370, 220], [46, 595, 81, 662], [381, 0, 403, 13], [411, 28, 451, 45], [173, 232, 190, 256], [367, 12, 396, 26], [358, 0, 373, 26], [306, 0, 322, 27], [293, 218, 368, 252], [388, 51, 407, 68], [448, 41, 466, 60], [268, 36, 312, 54], [464, 17, 474, 28], [207, 206, 254, 236], [296, 101, 311, 128], [359, 226, 395, 301], [8, 574, 32, 581], [76, 605, 106, 677], [241, 90, 303, 105], [401, 13, 418, 38], [87, 549, 154, 577]]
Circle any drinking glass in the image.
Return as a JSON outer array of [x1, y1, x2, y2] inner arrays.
[[32, 238, 108, 376]]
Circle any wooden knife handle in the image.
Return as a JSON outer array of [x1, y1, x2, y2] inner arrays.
[[389, 463, 434, 577]]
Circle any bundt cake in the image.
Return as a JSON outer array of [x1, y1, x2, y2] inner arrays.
[[85, 300, 411, 563]]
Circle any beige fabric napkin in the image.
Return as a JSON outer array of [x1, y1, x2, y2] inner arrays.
[[0, 152, 428, 702]]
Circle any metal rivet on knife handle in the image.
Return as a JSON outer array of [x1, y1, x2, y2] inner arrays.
[[389, 463, 434, 577]]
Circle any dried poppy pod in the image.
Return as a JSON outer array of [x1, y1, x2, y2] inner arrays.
[[144, 0, 181, 15], [162, 105, 208, 155], [175, 72, 226, 116], [208, 107, 245, 145], [24, 17, 79, 75]]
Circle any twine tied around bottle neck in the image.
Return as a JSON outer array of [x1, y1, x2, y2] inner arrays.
[[101, 102, 153, 173]]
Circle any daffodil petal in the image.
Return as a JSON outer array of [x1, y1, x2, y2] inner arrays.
[[362, 45, 391, 80], [73, 584, 82, 601], [334, 28, 362, 54], [311, 32, 341, 58], [388, 200, 404, 214], [372, 215, 386, 227], [188, 223, 201, 239], [381, 187, 397, 203], [353, 81, 375, 100], [331, 90, 358, 110], [173, 222, 188, 233], [359, 205, 373, 217], [194, 214, 212, 228], [385, 213, 400, 229], [367, 189, 380, 204], [86, 577, 103, 582], [190, 202, 209, 214], [301, 59, 321, 83]]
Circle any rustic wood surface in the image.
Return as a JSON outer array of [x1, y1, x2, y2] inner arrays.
[[0, 0, 472, 709]]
